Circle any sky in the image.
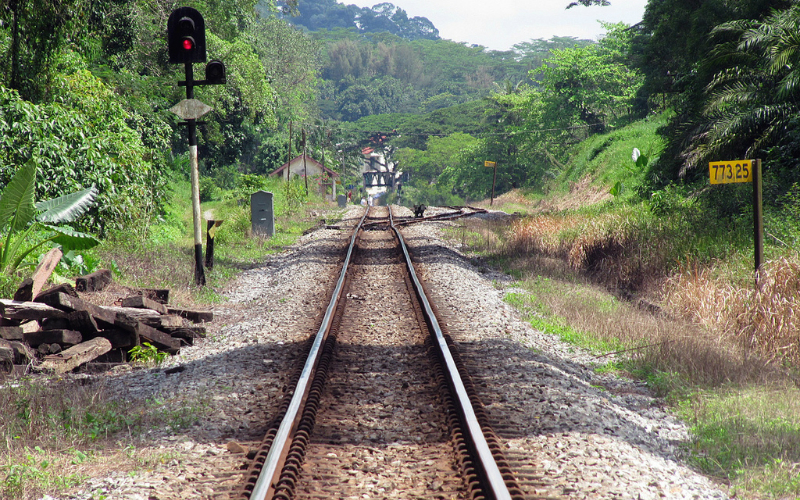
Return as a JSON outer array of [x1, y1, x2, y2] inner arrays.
[[344, 0, 649, 51]]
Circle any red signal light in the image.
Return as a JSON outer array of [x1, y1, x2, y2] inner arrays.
[[168, 8, 206, 63]]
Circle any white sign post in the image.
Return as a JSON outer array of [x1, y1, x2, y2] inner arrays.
[[170, 99, 213, 286]]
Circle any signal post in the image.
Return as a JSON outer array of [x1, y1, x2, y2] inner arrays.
[[167, 7, 226, 286]]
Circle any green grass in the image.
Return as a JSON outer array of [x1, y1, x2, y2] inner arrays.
[[0, 377, 210, 499], [504, 291, 627, 354], [553, 110, 671, 198], [678, 386, 800, 498], [92, 176, 333, 305], [1, 447, 87, 499]]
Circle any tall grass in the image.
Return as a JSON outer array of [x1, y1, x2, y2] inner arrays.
[[663, 257, 800, 365], [503, 203, 697, 291]]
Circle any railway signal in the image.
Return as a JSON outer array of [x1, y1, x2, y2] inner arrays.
[[167, 7, 226, 286], [167, 7, 206, 64]]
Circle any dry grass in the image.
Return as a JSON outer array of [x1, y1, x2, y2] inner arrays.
[[501, 209, 800, 369], [0, 376, 206, 499], [663, 257, 800, 366], [504, 211, 674, 292], [502, 267, 780, 390], [451, 212, 794, 391]]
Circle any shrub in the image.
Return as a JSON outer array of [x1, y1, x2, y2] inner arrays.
[[0, 76, 168, 234], [663, 257, 800, 365], [199, 177, 219, 202]]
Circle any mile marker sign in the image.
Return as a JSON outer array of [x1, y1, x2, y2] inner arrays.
[[709, 158, 764, 282], [709, 159, 753, 185]]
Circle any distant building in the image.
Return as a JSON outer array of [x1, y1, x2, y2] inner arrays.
[[270, 153, 340, 180], [270, 153, 339, 199], [361, 147, 403, 196]]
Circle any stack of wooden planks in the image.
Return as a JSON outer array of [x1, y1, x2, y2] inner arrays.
[[0, 254, 211, 375]]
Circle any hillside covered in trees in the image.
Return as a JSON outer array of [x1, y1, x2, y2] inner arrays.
[[2, 0, 800, 236]]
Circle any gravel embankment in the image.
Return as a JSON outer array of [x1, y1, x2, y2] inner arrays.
[[55, 205, 728, 500]]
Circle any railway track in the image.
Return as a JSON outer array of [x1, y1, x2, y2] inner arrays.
[[233, 206, 537, 500]]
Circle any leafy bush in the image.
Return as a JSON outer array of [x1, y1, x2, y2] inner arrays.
[[0, 159, 100, 274], [199, 178, 219, 202], [128, 342, 168, 365], [0, 75, 168, 234]]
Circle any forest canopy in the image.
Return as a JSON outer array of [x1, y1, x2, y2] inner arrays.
[[1, 0, 800, 220]]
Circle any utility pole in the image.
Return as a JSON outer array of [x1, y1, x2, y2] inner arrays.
[[302, 128, 308, 196], [287, 121, 293, 183], [185, 62, 204, 286]]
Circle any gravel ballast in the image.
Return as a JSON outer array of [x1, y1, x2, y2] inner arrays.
[[53, 205, 728, 500]]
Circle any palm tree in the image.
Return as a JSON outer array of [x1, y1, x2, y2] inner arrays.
[[684, 5, 800, 174]]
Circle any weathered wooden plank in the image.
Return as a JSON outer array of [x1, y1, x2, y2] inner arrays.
[[121, 295, 168, 314], [85, 329, 138, 349], [21, 321, 39, 334], [0, 299, 68, 321], [162, 326, 206, 339], [13, 279, 33, 302], [142, 289, 170, 305], [0, 326, 23, 341], [158, 315, 186, 328], [40, 317, 71, 330], [163, 327, 207, 347], [13, 248, 63, 302], [75, 269, 112, 292], [102, 306, 161, 321], [10, 341, 35, 364], [37, 293, 117, 326], [39, 337, 112, 374], [114, 313, 180, 352], [67, 310, 101, 334], [166, 307, 213, 323], [24, 329, 82, 347], [34, 283, 79, 302]]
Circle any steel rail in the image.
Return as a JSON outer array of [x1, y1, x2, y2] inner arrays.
[[248, 207, 371, 500], [389, 207, 513, 500], [390, 206, 485, 226]]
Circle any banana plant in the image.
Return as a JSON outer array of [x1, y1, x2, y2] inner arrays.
[[0, 158, 100, 274]]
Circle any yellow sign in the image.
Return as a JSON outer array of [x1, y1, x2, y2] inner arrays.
[[484, 161, 497, 168], [709, 160, 753, 185]]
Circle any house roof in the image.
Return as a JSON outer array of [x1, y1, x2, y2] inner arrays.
[[270, 153, 339, 177]]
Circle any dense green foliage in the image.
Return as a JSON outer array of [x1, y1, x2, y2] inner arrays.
[[1, 0, 800, 248], [0, 77, 166, 233], [278, 0, 439, 40], [637, 0, 792, 185], [310, 26, 593, 121]]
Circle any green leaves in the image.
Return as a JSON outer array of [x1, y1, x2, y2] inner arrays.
[[0, 158, 99, 274], [0, 78, 164, 234], [43, 225, 100, 251], [0, 158, 37, 233], [36, 187, 98, 224]]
